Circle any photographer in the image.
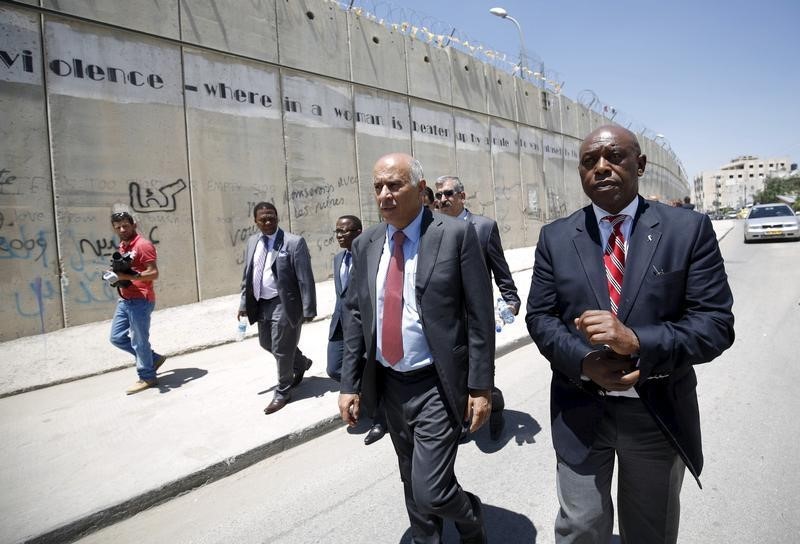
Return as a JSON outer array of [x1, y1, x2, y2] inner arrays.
[[107, 211, 166, 395]]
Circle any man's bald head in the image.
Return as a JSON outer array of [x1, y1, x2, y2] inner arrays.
[[578, 125, 646, 214]]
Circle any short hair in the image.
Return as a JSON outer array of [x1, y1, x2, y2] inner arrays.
[[253, 201, 277, 219], [423, 186, 435, 203], [111, 211, 135, 224], [684, 196, 691, 203], [337, 214, 362, 230], [435, 175, 465, 193], [409, 158, 424, 187]]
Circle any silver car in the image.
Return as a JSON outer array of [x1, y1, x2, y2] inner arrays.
[[743, 203, 799, 243]]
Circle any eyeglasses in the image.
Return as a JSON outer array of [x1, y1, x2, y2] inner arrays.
[[334, 229, 360, 235], [434, 190, 456, 199]]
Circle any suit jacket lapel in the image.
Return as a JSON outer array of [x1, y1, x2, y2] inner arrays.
[[333, 251, 344, 296], [366, 227, 385, 320], [416, 209, 442, 292], [618, 197, 661, 322], [572, 207, 609, 311], [269, 229, 284, 275]]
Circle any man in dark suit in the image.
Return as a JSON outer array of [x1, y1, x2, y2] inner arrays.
[[526, 125, 734, 543], [238, 201, 317, 415], [339, 153, 494, 543], [435, 175, 521, 440], [327, 215, 386, 445]]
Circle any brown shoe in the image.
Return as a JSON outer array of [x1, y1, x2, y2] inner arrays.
[[264, 391, 291, 414], [126, 379, 157, 395], [154, 355, 168, 372]]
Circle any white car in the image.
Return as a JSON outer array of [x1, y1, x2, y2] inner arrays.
[[743, 203, 799, 243]]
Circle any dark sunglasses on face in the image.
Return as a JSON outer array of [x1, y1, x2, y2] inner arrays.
[[435, 190, 455, 199]]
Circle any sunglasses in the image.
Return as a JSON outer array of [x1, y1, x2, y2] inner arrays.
[[435, 189, 456, 199]]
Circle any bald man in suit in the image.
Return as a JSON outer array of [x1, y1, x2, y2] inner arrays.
[[339, 153, 494, 543], [526, 126, 734, 543]]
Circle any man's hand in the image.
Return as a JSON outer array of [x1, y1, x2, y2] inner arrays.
[[574, 310, 640, 356], [237, 310, 247, 320], [463, 389, 492, 433], [303, 316, 315, 323], [510, 302, 521, 316], [582, 349, 639, 392], [338, 393, 360, 427]]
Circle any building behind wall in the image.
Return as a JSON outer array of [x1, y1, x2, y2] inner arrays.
[[695, 155, 794, 212]]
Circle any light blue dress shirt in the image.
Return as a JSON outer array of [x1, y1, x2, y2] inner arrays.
[[375, 208, 433, 371]]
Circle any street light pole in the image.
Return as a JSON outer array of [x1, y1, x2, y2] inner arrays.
[[489, 7, 527, 81]]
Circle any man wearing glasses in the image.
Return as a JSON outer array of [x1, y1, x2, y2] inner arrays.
[[107, 211, 167, 395], [434, 176, 521, 440], [238, 202, 317, 414], [327, 215, 386, 445]]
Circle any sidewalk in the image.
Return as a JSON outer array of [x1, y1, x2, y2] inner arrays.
[[0, 221, 735, 544]]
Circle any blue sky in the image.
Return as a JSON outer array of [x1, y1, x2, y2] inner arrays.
[[365, 0, 799, 179]]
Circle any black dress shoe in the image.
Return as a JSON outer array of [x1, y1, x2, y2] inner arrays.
[[489, 410, 505, 441], [364, 423, 386, 445], [291, 358, 313, 387], [264, 392, 291, 415]]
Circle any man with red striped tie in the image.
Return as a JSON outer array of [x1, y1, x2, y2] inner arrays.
[[526, 125, 734, 544]]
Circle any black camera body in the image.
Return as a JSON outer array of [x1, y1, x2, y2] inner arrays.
[[109, 251, 135, 288]]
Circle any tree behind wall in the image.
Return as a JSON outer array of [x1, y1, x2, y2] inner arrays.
[[753, 175, 800, 211]]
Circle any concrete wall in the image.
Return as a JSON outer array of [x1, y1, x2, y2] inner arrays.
[[0, 0, 689, 341]]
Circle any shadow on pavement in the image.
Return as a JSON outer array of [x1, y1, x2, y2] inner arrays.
[[155, 367, 208, 393], [399, 502, 537, 542], [465, 409, 543, 454]]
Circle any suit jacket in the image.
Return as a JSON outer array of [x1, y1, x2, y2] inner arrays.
[[239, 228, 317, 326], [465, 209, 520, 309], [525, 196, 734, 485], [340, 208, 495, 422], [328, 249, 349, 340]]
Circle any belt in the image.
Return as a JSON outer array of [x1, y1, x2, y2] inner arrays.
[[257, 295, 279, 303], [381, 364, 437, 382]]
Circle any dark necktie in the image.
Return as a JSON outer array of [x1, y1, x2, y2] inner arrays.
[[341, 251, 351, 289], [382, 231, 405, 365], [252, 235, 269, 300], [602, 215, 626, 315]]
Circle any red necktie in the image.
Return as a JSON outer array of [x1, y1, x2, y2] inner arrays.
[[602, 215, 626, 315], [382, 231, 405, 365]]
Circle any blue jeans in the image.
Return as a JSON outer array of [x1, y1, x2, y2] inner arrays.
[[109, 298, 160, 381]]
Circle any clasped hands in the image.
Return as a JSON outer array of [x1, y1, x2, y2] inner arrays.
[[575, 310, 640, 392]]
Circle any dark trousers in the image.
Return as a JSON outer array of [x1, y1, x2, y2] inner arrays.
[[555, 396, 685, 544], [381, 366, 483, 544], [256, 297, 309, 392]]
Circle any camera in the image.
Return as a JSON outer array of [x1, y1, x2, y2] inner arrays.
[[104, 251, 134, 288]]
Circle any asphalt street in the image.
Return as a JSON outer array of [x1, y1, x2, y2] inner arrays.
[[71, 223, 800, 543]]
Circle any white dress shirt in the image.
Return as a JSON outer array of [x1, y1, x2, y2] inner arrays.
[[253, 233, 278, 300], [375, 208, 433, 372]]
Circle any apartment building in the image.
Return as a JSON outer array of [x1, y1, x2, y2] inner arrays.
[[695, 155, 794, 211]]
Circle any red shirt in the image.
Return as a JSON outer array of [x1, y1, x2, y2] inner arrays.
[[118, 233, 157, 302]]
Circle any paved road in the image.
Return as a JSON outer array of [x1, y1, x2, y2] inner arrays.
[[78, 223, 800, 544]]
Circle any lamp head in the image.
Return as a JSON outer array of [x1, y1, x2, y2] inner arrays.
[[489, 7, 508, 18]]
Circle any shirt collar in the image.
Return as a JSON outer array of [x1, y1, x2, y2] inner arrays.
[[457, 208, 469, 221], [592, 196, 639, 226], [120, 232, 141, 251], [387, 207, 424, 244]]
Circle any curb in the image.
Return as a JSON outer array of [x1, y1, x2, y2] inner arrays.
[[28, 414, 344, 544], [28, 333, 534, 544]]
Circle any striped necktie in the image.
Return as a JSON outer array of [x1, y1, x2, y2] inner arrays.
[[602, 215, 626, 315], [252, 235, 269, 300]]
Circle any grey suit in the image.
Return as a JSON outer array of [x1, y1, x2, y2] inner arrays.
[[341, 208, 494, 542], [465, 209, 520, 310], [240, 228, 317, 392]]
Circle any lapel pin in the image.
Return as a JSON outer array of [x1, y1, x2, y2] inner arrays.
[[647, 234, 653, 242]]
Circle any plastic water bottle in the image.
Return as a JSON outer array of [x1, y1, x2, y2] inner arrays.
[[494, 309, 504, 333], [236, 319, 247, 341], [497, 298, 515, 325]]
